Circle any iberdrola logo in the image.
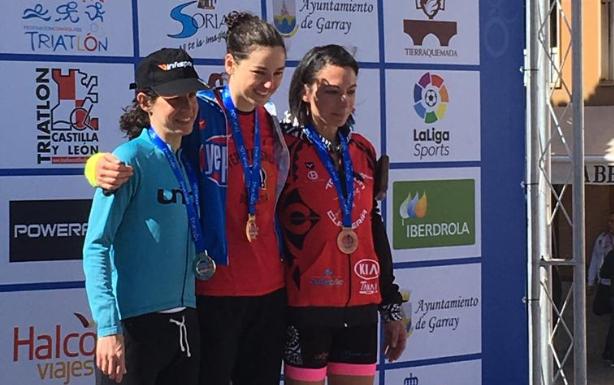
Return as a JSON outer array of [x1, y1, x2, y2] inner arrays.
[[273, 0, 298, 37], [399, 192, 428, 223]]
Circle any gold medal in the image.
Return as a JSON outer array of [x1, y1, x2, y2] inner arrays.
[[246, 214, 259, 242], [337, 227, 358, 254]]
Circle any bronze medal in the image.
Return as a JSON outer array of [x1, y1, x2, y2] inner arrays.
[[245, 214, 259, 242], [337, 227, 358, 254]]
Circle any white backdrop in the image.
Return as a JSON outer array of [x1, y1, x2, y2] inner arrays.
[[0, 1, 528, 384]]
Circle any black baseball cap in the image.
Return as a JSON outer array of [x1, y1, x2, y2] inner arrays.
[[130, 48, 207, 96]]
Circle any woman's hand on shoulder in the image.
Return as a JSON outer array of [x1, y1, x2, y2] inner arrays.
[[96, 153, 134, 191]]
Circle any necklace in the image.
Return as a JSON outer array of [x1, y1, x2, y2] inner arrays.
[[317, 133, 341, 152]]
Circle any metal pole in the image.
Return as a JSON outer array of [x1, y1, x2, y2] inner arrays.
[[571, 0, 587, 384], [528, 0, 552, 384]]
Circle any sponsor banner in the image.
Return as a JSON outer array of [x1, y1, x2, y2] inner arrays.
[[0, 288, 95, 385], [386, 69, 480, 163], [137, 0, 260, 59], [266, 0, 379, 62], [0, 1, 133, 56], [9, 200, 91, 263], [387, 168, 481, 261], [0, 61, 133, 168], [0, 176, 94, 284], [383, 0, 480, 65], [269, 67, 382, 152], [396, 264, 481, 361], [384, 360, 481, 385]]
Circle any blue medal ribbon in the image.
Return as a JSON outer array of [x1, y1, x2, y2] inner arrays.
[[303, 125, 354, 228], [147, 128, 206, 254], [221, 86, 261, 218]]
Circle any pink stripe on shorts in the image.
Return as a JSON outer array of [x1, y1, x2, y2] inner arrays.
[[328, 362, 376, 376], [284, 364, 327, 382]]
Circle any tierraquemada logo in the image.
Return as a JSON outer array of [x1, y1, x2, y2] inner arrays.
[[273, 0, 298, 37], [403, 0, 458, 58], [393, 179, 475, 249], [34, 67, 100, 165], [414, 72, 448, 124]]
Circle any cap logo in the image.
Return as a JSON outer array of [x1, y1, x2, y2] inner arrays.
[[157, 61, 193, 71]]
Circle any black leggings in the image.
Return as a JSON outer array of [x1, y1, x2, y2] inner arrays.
[[96, 308, 200, 385], [197, 288, 287, 385]]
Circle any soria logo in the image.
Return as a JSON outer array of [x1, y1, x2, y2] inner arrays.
[[12, 313, 96, 384], [392, 180, 475, 249], [413, 72, 448, 124], [168, 1, 225, 51], [273, 0, 299, 37]]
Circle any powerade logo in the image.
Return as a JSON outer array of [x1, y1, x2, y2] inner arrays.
[[167, 1, 226, 51], [21, 1, 109, 53], [35, 67, 100, 165], [10, 200, 91, 262], [392, 179, 475, 249], [402, 0, 458, 58], [412, 72, 450, 160], [12, 313, 96, 384], [200, 134, 228, 186]]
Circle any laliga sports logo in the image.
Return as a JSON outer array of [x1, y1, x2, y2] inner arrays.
[[413, 72, 448, 124], [404, 0, 458, 47], [273, 0, 298, 37], [399, 191, 427, 223]]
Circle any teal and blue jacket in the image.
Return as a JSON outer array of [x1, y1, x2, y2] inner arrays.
[[83, 129, 196, 337]]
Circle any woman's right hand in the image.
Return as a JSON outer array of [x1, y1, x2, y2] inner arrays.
[[96, 153, 134, 191], [96, 334, 127, 383]]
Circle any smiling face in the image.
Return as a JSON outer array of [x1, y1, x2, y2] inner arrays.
[[225, 45, 286, 111], [302, 64, 357, 135], [138, 91, 198, 147]]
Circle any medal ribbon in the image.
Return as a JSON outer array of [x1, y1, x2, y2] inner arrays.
[[147, 128, 206, 254], [303, 125, 354, 228], [221, 86, 261, 217]]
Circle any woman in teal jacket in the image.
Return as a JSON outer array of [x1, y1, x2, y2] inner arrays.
[[83, 48, 207, 385]]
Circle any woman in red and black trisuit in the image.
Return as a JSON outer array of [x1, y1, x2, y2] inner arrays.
[[277, 44, 407, 385]]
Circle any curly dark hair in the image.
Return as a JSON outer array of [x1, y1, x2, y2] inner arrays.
[[119, 89, 158, 139]]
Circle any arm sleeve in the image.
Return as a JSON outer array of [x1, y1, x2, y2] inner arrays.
[[372, 201, 404, 321], [588, 234, 603, 285], [82, 150, 139, 337]]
